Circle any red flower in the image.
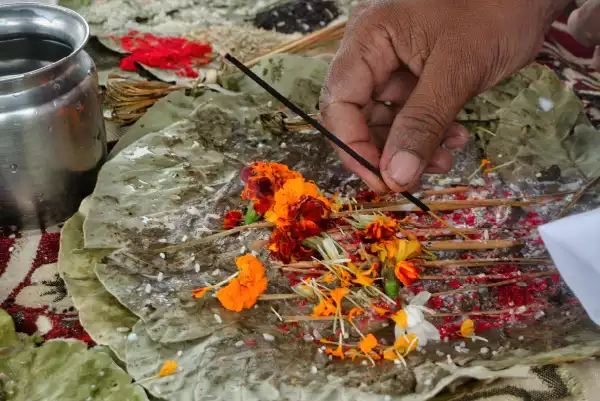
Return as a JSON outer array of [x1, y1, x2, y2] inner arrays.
[[268, 220, 321, 263], [288, 195, 330, 223], [223, 210, 243, 229]]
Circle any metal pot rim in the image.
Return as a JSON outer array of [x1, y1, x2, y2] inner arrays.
[[0, 3, 90, 83]]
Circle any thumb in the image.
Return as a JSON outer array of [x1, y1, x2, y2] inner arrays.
[[380, 57, 474, 191], [568, 0, 600, 47]]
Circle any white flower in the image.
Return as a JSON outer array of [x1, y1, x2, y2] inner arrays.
[[394, 291, 440, 347]]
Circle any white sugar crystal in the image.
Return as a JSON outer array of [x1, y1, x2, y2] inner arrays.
[[534, 310, 545, 320], [159, 252, 166, 259], [157, 272, 164, 282], [458, 341, 466, 348], [263, 333, 275, 341], [144, 284, 152, 294], [177, 350, 183, 357], [127, 333, 138, 341], [443, 337, 449, 343], [194, 263, 200, 273], [239, 246, 246, 254], [538, 97, 554, 112], [116, 327, 130, 333], [206, 213, 220, 220], [235, 340, 245, 348], [310, 366, 318, 374], [214, 314, 223, 324]]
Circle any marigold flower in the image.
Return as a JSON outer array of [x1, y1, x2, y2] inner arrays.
[[458, 319, 487, 342], [322, 272, 337, 284], [191, 287, 211, 299], [394, 261, 420, 287], [216, 254, 267, 312], [383, 333, 419, 360], [312, 298, 336, 317], [371, 238, 421, 263], [264, 178, 331, 226], [359, 334, 378, 354], [330, 288, 350, 306], [359, 216, 398, 241], [158, 360, 178, 377], [325, 344, 345, 359], [391, 309, 408, 329], [223, 210, 243, 229], [348, 307, 364, 322], [370, 304, 391, 316], [460, 319, 475, 338], [268, 223, 318, 263], [241, 162, 303, 214]]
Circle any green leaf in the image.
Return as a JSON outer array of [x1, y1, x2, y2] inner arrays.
[[244, 202, 261, 225], [0, 309, 18, 348], [58, 198, 138, 360], [0, 340, 149, 401], [383, 267, 399, 298]]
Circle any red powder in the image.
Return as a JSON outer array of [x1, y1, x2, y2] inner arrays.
[[111, 31, 212, 78]]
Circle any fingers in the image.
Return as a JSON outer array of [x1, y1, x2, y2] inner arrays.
[[568, 0, 600, 47], [320, 7, 403, 192], [379, 54, 475, 191]]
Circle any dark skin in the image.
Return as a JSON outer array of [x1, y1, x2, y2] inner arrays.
[[319, 0, 597, 193]]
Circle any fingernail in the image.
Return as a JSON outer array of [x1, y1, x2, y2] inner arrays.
[[386, 151, 422, 187]]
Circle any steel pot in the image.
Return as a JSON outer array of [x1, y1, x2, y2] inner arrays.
[[0, 3, 106, 230]]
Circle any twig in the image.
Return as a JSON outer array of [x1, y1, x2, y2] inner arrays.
[[430, 305, 538, 317], [557, 175, 600, 218], [258, 293, 301, 300], [424, 240, 522, 251], [332, 198, 543, 217], [421, 272, 544, 280], [417, 258, 552, 268], [283, 315, 340, 323], [245, 20, 347, 67], [431, 270, 558, 297], [152, 221, 274, 254]]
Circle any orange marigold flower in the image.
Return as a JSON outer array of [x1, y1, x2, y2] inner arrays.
[[223, 210, 243, 229], [216, 254, 267, 312], [330, 288, 350, 306], [371, 238, 421, 263], [322, 272, 337, 284], [359, 216, 398, 241], [348, 307, 364, 322], [191, 287, 211, 299], [391, 309, 408, 329], [325, 344, 345, 359], [460, 319, 476, 338], [359, 334, 378, 354], [370, 304, 391, 316], [479, 159, 492, 169], [268, 223, 319, 263], [265, 178, 331, 225], [394, 261, 420, 287], [241, 162, 303, 214], [158, 360, 178, 377], [312, 298, 336, 317]]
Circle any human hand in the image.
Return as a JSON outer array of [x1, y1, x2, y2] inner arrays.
[[568, 0, 600, 70], [319, 0, 569, 193]]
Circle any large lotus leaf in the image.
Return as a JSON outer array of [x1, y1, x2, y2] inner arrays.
[[221, 54, 328, 113], [0, 340, 148, 401], [0, 308, 18, 348], [483, 65, 597, 182], [58, 199, 138, 360], [125, 320, 539, 401]]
